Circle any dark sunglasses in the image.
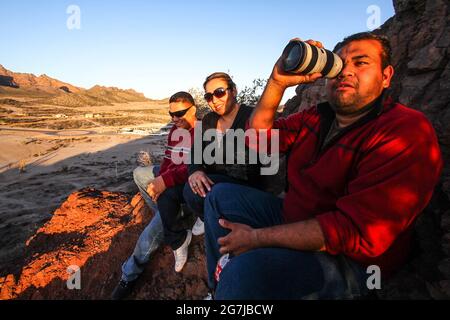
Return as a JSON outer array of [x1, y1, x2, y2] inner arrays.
[[204, 87, 229, 102], [169, 105, 193, 118]]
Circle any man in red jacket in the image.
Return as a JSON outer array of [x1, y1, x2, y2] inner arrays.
[[112, 91, 197, 299], [203, 32, 443, 299]]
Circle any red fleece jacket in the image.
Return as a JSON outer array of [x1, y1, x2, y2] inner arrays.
[[158, 125, 194, 188], [256, 96, 443, 275]]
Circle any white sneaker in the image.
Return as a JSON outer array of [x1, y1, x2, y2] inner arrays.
[[173, 230, 192, 272], [192, 217, 205, 236], [203, 292, 214, 300]]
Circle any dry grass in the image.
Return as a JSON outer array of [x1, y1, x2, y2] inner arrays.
[[18, 159, 27, 173]]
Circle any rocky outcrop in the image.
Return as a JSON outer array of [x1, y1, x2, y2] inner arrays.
[[0, 188, 208, 300], [283, 0, 450, 299], [0, 75, 18, 88]]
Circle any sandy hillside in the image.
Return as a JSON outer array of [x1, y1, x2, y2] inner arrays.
[[0, 98, 172, 275]]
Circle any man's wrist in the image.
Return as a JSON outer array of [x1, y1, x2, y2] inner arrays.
[[268, 77, 288, 93], [252, 228, 262, 248]]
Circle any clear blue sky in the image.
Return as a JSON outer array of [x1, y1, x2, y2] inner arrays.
[[0, 0, 395, 101]]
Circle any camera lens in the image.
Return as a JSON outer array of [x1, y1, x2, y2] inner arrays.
[[283, 42, 305, 72], [281, 40, 342, 79]]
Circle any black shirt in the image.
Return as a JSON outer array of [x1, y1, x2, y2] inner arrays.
[[188, 104, 261, 187]]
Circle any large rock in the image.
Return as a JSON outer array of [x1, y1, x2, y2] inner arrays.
[[283, 0, 450, 299], [0, 188, 208, 300]]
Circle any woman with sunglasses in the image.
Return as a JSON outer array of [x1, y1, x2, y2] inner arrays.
[[182, 73, 262, 288]]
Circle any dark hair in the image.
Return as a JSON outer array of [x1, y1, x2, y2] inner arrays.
[[203, 72, 237, 91], [169, 91, 195, 106], [333, 32, 392, 69]]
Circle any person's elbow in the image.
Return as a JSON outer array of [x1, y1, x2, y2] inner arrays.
[[249, 113, 273, 131]]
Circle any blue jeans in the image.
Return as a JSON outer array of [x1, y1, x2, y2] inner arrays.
[[204, 183, 369, 300], [183, 174, 249, 221], [121, 165, 164, 282], [158, 182, 191, 250]]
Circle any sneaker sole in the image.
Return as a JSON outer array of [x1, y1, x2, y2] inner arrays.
[[174, 231, 192, 272]]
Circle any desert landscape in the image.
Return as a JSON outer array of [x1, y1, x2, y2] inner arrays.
[[0, 64, 173, 277], [0, 0, 449, 300]]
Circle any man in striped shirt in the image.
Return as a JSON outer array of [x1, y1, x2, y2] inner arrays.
[[112, 91, 197, 299]]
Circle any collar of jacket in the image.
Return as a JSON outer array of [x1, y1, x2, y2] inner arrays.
[[314, 89, 392, 157]]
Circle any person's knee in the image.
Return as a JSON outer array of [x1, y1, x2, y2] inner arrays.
[[215, 250, 266, 299], [204, 183, 246, 221], [183, 183, 198, 204], [133, 166, 147, 187], [205, 183, 234, 206], [204, 186, 224, 222]]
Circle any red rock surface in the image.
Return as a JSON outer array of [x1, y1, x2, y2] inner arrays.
[[0, 188, 208, 300]]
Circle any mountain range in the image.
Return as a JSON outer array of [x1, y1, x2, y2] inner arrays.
[[0, 64, 154, 107]]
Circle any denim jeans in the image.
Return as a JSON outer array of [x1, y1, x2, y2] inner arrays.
[[158, 182, 192, 250], [204, 183, 369, 300], [183, 174, 248, 221], [121, 165, 164, 282]]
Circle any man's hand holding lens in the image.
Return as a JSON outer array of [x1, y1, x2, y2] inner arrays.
[[270, 39, 324, 90]]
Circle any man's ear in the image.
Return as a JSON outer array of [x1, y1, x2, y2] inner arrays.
[[382, 65, 394, 88]]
